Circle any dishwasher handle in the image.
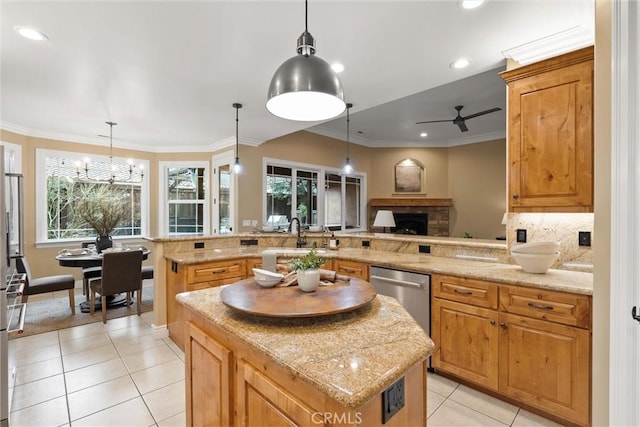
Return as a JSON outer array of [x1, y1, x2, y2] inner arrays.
[[369, 274, 426, 289]]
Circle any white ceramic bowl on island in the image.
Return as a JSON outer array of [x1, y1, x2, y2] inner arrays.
[[252, 268, 284, 287]]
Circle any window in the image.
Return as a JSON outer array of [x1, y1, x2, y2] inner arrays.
[[264, 159, 366, 231], [159, 161, 209, 235], [35, 149, 149, 244]]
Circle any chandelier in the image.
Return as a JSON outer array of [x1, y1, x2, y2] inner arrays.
[[75, 121, 144, 185]]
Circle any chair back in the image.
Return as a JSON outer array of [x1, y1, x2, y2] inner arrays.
[[100, 250, 143, 295], [16, 256, 32, 282]]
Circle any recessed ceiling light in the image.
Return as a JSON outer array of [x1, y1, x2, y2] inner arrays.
[[461, 0, 487, 10], [450, 58, 471, 70], [331, 62, 345, 73], [420, 132, 428, 138], [13, 26, 48, 41]]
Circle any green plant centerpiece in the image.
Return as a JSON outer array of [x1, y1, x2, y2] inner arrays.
[[289, 246, 327, 292], [75, 185, 126, 252]]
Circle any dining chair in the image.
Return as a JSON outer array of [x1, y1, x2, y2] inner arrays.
[[81, 242, 101, 296], [16, 256, 76, 315], [89, 250, 143, 323]]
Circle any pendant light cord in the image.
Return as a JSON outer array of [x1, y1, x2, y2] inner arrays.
[[235, 107, 239, 155], [346, 106, 350, 158], [305, 0, 308, 33]]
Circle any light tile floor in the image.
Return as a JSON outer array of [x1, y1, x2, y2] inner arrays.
[[7, 299, 565, 426]]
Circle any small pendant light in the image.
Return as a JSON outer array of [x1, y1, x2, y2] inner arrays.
[[266, 0, 345, 121], [343, 103, 353, 174], [233, 103, 242, 174]]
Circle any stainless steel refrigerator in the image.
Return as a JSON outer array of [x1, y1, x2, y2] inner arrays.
[[1, 146, 26, 427], [1, 145, 8, 427]]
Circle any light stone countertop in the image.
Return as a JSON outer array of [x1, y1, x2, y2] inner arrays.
[[176, 287, 434, 408], [165, 247, 593, 295]]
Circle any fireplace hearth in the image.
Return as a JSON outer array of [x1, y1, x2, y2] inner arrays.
[[393, 213, 428, 235], [369, 198, 452, 237]]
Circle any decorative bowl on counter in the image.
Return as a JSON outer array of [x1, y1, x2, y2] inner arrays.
[[252, 268, 284, 287], [511, 241, 560, 255], [511, 252, 559, 274]]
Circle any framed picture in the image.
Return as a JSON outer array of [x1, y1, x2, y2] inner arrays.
[[394, 158, 425, 194]]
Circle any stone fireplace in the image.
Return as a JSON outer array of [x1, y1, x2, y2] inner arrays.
[[369, 198, 453, 237]]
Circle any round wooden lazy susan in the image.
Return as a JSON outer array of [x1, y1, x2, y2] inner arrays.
[[220, 277, 377, 318]]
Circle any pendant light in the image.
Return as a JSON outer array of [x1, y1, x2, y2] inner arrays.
[[233, 103, 242, 174], [343, 103, 353, 174], [266, 0, 345, 121]]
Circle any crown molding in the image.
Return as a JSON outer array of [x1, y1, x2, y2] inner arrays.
[[1, 121, 264, 153], [502, 26, 594, 66]]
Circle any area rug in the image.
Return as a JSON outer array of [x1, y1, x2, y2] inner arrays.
[[10, 284, 154, 338]]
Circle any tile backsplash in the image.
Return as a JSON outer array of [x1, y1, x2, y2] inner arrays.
[[506, 213, 594, 271]]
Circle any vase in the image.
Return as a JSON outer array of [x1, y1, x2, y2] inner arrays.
[[96, 235, 113, 253], [297, 269, 320, 292]]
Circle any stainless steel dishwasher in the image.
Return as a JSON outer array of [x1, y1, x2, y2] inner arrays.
[[369, 266, 431, 335]]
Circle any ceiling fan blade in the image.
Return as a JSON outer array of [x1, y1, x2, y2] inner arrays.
[[416, 119, 452, 124], [457, 121, 469, 132], [462, 107, 502, 121]]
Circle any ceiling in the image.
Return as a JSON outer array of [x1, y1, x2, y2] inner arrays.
[[1, 1, 594, 153]]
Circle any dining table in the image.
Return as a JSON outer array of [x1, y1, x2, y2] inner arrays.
[[55, 246, 151, 313]]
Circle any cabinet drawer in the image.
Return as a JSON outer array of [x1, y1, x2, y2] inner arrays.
[[186, 259, 246, 284], [432, 275, 498, 309], [499, 285, 591, 329], [334, 259, 368, 280]]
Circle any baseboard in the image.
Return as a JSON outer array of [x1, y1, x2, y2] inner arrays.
[[151, 323, 169, 340]]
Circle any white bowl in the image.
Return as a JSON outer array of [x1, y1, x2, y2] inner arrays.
[[511, 252, 559, 274], [308, 225, 323, 232], [252, 268, 284, 287], [511, 241, 560, 255]]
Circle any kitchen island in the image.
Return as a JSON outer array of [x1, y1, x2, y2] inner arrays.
[[177, 285, 434, 427]]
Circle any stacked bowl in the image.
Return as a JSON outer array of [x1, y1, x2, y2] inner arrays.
[[510, 241, 560, 273]]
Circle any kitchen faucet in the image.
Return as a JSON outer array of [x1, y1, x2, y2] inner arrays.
[[288, 217, 306, 248]]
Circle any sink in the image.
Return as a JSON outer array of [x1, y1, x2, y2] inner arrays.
[[276, 248, 328, 255], [261, 248, 329, 272]]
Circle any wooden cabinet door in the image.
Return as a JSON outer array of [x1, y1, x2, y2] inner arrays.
[[498, 313, 590, 426], [186, 322, 233, 427], [432, 298, 499, 390], [501, 47, 593, 212], [236, 359, 317, 427]]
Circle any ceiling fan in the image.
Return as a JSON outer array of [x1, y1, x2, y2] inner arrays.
[[416, 105, 502, 132]]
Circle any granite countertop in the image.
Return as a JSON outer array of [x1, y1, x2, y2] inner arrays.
[[165, 247, 593, 295], [177, 287, 434, 408]]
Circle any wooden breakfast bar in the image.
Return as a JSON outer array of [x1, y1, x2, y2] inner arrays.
[[177, 280, 434, 427]]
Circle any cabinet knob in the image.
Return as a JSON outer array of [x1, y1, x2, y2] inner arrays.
[[512, 194, 519, 199], [490, 320, 496, 325], [499, 322, 507, 328]]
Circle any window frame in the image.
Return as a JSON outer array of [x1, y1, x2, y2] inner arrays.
[[158, 161, 210, 236], [35, 148, 150, 246], [262, 157, 367, 232]]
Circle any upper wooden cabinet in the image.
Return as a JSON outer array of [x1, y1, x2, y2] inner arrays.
[[500, 46, 594, 212]]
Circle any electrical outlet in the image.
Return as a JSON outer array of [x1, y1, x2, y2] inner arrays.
[[194, 242, 205, 249], [361, 240, 370, 248], [516, 229, 527, 243], [579, 231, 591, 247], [382, 377, 405, 423], [419, 245, 431, 254], [242, 219, 251, 227], [251, 219, 258, 227]]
